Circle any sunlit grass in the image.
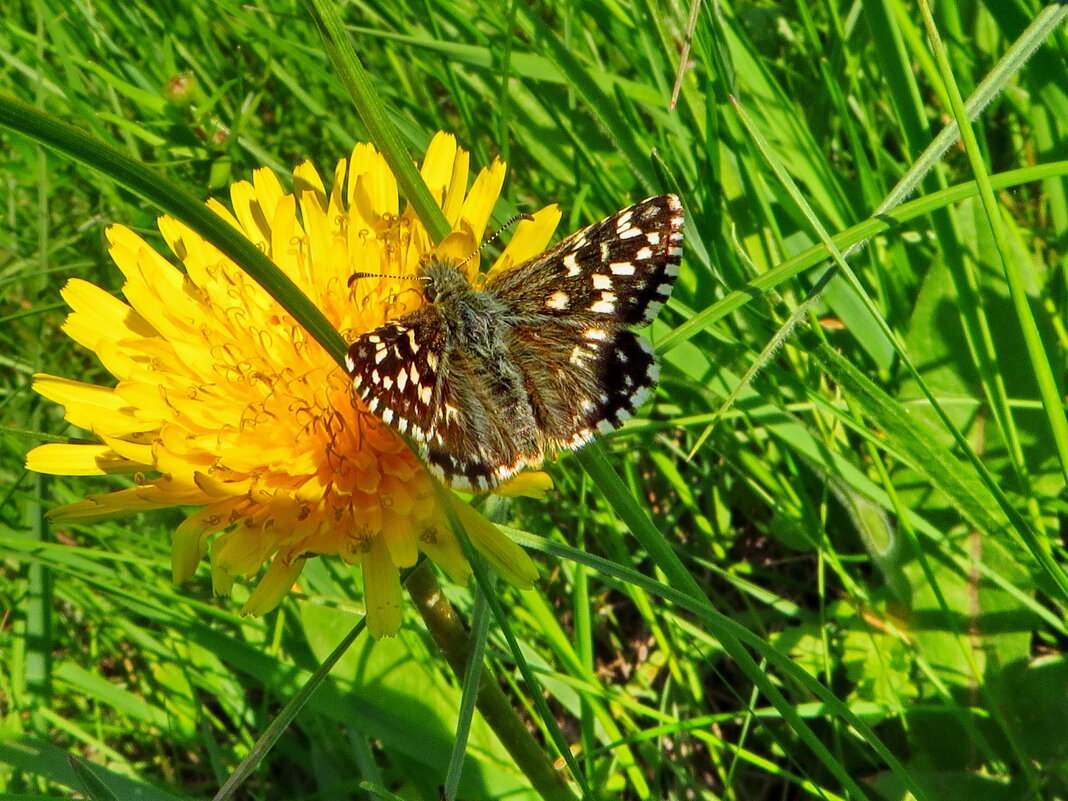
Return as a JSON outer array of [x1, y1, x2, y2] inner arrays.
[[2, 1, 1068, 800]]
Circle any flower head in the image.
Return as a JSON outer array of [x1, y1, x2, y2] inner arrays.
[[27, 133, 560, 637]]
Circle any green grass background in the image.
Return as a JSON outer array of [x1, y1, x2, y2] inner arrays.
[[3, 1, 1068, 799]]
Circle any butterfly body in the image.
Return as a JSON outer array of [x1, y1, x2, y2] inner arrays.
[[345, 194, 685, 491]]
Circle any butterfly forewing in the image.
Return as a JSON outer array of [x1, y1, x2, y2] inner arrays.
[[487, 194, 684, 326], [345, 309, 444, 443], [345, 194, 685, 491]]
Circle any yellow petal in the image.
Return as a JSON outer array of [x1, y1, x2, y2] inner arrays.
[[347, 142, 397, 221], [230, 179, 271, 249], [490, 205, 561, 278], [441, 147, 470, 225], [459, 158, 506, 242], [252, 168, 286, 232], [363, 533, 403, 638], [446, 495, 538, 589], [97, 432, 154, 467], [495, 471, 554, 499], [26, 443, 141, 476], [241, 555, 307, 616], [32, 374, 158, 436], [293, 160, 327, 209], [381, 508, 419, 568], [416, 522, 471, 585], [60, 277, 156, 351], [46, 486, 175, 522], [172, 498, 243, 583], [419, 131, 458, 204]]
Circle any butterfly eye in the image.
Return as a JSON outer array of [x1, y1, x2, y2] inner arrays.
[[424, 284, 438, 303]]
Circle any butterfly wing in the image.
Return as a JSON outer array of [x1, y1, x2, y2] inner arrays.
[[347, 194, 685, 491], [504, 320, 659, 454], [347, 308, 538, 491], [345, 308, 446, 443], [420, 346, 542, 490], [487, 194, 684, 326]]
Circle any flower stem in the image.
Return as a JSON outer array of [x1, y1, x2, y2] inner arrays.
[[407, 562, 576, 801]]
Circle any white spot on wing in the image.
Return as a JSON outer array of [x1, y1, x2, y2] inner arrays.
[[592, 274, 612, 290], [609, 261, 635, 275], [563, 253, 581, 277], [546, 291, 570, 310], [590, 292, 617, 314]]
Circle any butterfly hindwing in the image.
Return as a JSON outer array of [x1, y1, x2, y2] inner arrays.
[[421, 347, 542, 490], [505, 320, 658, 453]]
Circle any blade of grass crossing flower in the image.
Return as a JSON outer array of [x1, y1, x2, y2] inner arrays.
[[301, 0, 451, 244], [918, 0, 1068, 492], [0, 95, 350, 368]]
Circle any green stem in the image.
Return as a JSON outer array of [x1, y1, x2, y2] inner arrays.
[[406, 562, 575, 801]]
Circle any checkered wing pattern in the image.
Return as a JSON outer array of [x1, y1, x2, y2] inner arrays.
[[345, 310, 444, 442], [486, 194, 684, 326], [345, 194, 685, 491]]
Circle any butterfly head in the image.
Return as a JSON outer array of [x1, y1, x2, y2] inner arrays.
[[419, 259, 472, 304]]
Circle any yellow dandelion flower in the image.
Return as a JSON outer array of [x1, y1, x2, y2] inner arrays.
[[26, 133, 557, 638]]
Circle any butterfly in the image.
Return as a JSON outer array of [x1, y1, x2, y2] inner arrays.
[[345, 194, 684, 491]]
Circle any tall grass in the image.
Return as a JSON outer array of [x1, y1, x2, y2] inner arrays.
[[2, 1, 1067, 799]]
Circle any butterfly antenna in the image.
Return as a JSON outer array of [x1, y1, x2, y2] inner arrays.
[[456, 212, 535, 269], [347, 271, 430, 287]]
